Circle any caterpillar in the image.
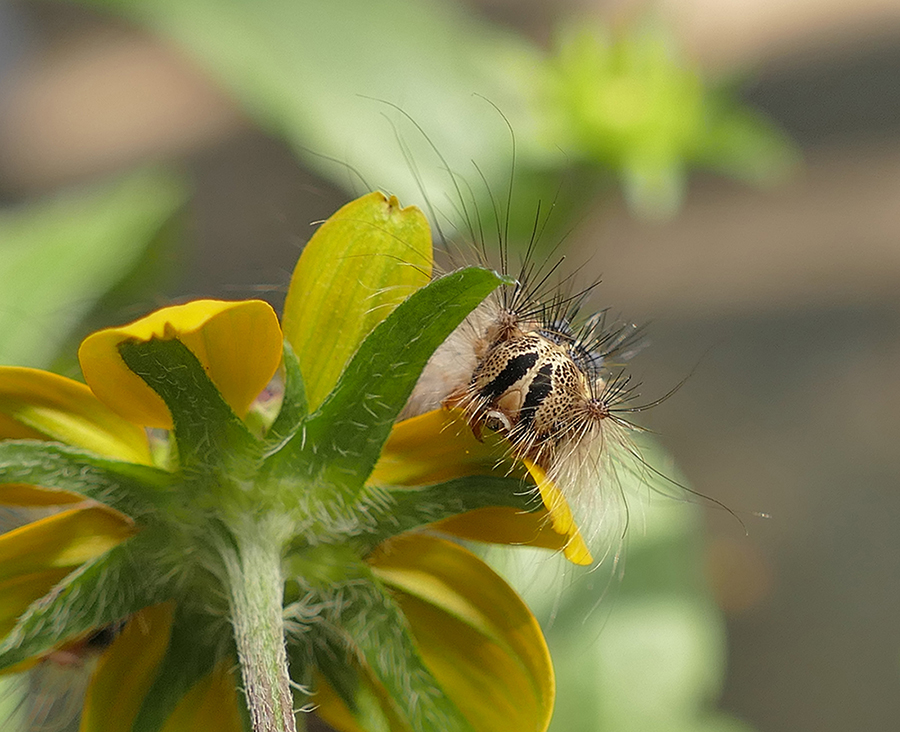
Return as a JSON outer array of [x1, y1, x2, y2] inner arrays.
[[400, 241, 652, 553], [375, 103, 668, 555]]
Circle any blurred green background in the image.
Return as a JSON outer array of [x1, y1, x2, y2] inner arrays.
[[1, 1, 899, 731]]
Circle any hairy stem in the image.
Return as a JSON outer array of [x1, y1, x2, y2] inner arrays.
[[226, 528, 297, 732]]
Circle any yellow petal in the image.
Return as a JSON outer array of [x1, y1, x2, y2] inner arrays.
[[158, 663, 242, 732], [0, 484, 83, 506], [374, 409, 592, 564], [314, 665, 406, 732], [0, 367, 152, 464], [80, 603, 175, 732], [79, 300, 283, 429], [431, 507, 574, 553], [0, 505, 134, 583], [372, 408, 516, 486], [0, 505, 134, 635], [523, 460, 593, 566], [0, 568, 73, 638], [369, 534, 555, 732], [313, 678, 372, 732], [281, 192, 432, 411]]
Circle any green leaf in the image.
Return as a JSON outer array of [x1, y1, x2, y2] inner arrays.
[[75, 0, 535, 215], [279, 266, 503, 492], [288, 551, 474, 732], [282, 191, 432, 413], [700, 98, 800, 185], [0, 440, 172, 517], [131, 608, 227, 732], [354, 476, 537, 554], [117, 339, 255, 471], [264, 340, 307, 449], [0, 530, 172, 671], [0, 169, 186, 367]]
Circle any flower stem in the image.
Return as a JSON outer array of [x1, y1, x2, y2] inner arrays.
[[226, 527, 297, 732]]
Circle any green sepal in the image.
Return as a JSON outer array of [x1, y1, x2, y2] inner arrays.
[[0, 530, 172, 671], [131, 607, 230, 732], [351, 475, 538, 554], [279, 267, 503, 492], [264, 340, 307, 451], [118, 338, 257, 470], [0, 440, 172, 517], [290, 628, 404, 732], [287, 547, 475, 732], [332, 575, 475, 732]]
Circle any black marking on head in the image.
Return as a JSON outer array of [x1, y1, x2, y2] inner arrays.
[[518, 362, 554, 431], [479, 352, 538, 400]]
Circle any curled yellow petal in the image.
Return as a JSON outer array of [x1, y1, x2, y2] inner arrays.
[[282, 192, 432, 411], [372, 408, 515, 486], [80, 603, 175, 732], [369, 534, 555, 732], [0, 367, 151, 464], [79, 300, 283, 429], [0, 484, 83, 506], [0, 505, 135, 635], [374, 409, 592, 564], [523, 460, 593, 566]]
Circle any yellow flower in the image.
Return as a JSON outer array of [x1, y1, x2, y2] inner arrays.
[[0, 192, 586, 732]]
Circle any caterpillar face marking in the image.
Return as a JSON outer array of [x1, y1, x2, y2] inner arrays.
[[451, 328, 606, 461]]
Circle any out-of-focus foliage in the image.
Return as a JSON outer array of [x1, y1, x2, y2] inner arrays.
[[77, 0, 794, 225], [495, 440, 753, 732], [3, 1, 794, 730], [538, 24, 797, 216], [0, 170, 186, 369]]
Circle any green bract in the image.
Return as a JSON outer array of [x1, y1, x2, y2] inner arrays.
[[0, 192, 583, 732]]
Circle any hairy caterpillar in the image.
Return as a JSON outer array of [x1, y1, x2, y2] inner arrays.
[[401, 249, 651, 553], [376, 102, 675, 556]]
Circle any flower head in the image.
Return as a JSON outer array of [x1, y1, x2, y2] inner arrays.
[[0, 192, 588, 732]]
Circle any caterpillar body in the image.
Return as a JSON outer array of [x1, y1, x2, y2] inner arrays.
[[403, 252, 648, 552]]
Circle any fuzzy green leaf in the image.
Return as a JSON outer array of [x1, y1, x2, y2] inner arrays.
[[353, 476, 537, 553], [265, 340, 307, 450], [0, 440, 172, 517], [287, 551, 474, 732], [117, 338, 256, 470], [0, 530, 172, 671], [280, 267, 502, 494]]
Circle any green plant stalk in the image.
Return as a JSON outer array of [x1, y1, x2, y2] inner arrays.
[[225, 523, 298, 732]]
